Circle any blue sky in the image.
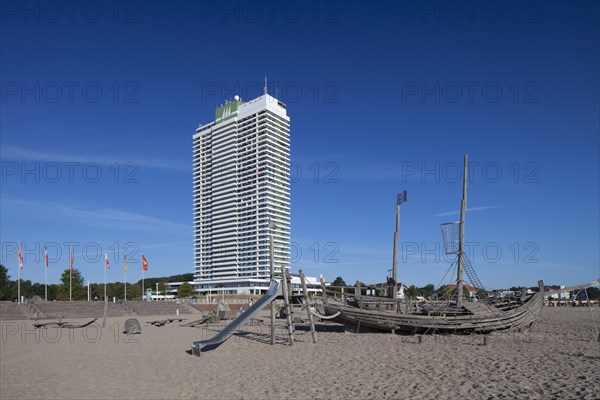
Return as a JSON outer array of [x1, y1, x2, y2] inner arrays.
[[1, 1, 598, 289]]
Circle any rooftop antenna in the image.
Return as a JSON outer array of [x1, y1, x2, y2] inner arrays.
[[264, 75, 268, 95]]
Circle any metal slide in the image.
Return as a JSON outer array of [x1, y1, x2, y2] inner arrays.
[[191, 280, 280, 356]]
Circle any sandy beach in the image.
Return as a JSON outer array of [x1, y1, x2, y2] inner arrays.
[[1, 307, 598, 400]]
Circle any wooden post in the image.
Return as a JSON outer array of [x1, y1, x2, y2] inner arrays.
[[300, 270, 317, 343], [390, 195, 401, 299], [280, 270, 294, 345], [356, 281, 362, 309], [341, 287, 345, 305], [320, 275, 327, 304], [456, 155, 468, 309]]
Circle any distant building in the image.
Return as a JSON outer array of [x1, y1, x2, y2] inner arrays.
[[448, 284, 478, 299], [290, 275, 322, 296], [545, 285, 571, 301], [193, 93, 291, 295]]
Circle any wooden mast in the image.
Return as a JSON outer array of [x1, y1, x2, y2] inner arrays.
[[456, 155, 468, 308], [391, 199, 400, 299]]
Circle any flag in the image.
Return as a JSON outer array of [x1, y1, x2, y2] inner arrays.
[[123, 254, 127, 274], [142, 254, 148, 271], [69, 251, 73, 275], [105, 253, 110, 270], [44, 247, 48, 268], [18, 242, 23, 269]]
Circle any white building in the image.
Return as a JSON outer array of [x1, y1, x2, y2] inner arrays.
[[193, 93, 291, 295], [290, 275, 322, 296], [547, 285, 571, 301]]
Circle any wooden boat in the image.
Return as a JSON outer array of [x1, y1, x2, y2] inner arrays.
[[321, 155, 546, 334], [322, 281, 545, 334]]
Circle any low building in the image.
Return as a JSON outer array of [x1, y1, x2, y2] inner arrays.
[[289, 275, 321, 296], [447, 284, 478, 299]]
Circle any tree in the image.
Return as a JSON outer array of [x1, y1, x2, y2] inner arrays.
[[57, 269, 86, 300], [435, 285, 451, 300], [127, 283, 140, 301], [167, 273, 194, 282], [178, 282, 194, 298], [406, 285, 420, 298], [332, 276, 346, 286], [583, 287, 600, 300], [156, 280, 169, 299], [419, 284, 435, 298], [0, 264, 12, 300], [19, 280, 33, 298]]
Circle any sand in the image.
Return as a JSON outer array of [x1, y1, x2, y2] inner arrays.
[[1, 307, 599, 400]]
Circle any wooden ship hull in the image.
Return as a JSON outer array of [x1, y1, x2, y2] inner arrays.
[[318, 156, 592, 335], [322, 286, 544, 334]]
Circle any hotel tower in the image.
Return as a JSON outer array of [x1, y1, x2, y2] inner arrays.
[[193, 93, 290, 295]]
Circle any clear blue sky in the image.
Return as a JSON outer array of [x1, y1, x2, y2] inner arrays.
[[1, 1, 598, 289]]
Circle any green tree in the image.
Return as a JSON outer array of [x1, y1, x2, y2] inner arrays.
[[57, 268, 86, 300], [178, 282, 194, 298], [332, 276, 346, 286], [583, 287, 600, 300], [435, 285, 452, 300], [419, 284, 435, 298], [158, 280, 168, 293], [19, 280, 33, 298], [406, 285, 420, 298], [46, 284, 58, 301], [167, 273, 194, 282], [111, 282, 124, 300], [127, 283, 140, 301], [0, 264, 12, 300], [89, 283, 103, 301]]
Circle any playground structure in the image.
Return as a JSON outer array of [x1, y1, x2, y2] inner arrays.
[[191, 269, 323, 356]]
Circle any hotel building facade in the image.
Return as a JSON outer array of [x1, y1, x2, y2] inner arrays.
[[193, 93, 290, 295]]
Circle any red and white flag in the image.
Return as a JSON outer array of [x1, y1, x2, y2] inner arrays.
[[105, 253, 110, 270], [18, 242, 23, 269], [44, 247, 49, 268]]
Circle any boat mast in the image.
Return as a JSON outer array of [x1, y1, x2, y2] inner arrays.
[[456, 155, 468, 308]]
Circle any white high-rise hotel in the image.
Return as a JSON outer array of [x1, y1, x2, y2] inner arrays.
[[193, 93, 290, 295]]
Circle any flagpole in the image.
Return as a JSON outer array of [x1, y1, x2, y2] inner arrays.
[[104, 259, 107, 302], [69, 271, 72, 302], [142, 270, 145, 302], [103, 255, 108, 328], [124, 270, 127, 302], [17, 242, 22, 304], [44, 247, 48, 302]]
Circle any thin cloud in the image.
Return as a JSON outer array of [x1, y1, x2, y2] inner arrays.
[[1, 196, 190, 232], [1, 145, 190, 171], [432, 205, 508, 217]]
